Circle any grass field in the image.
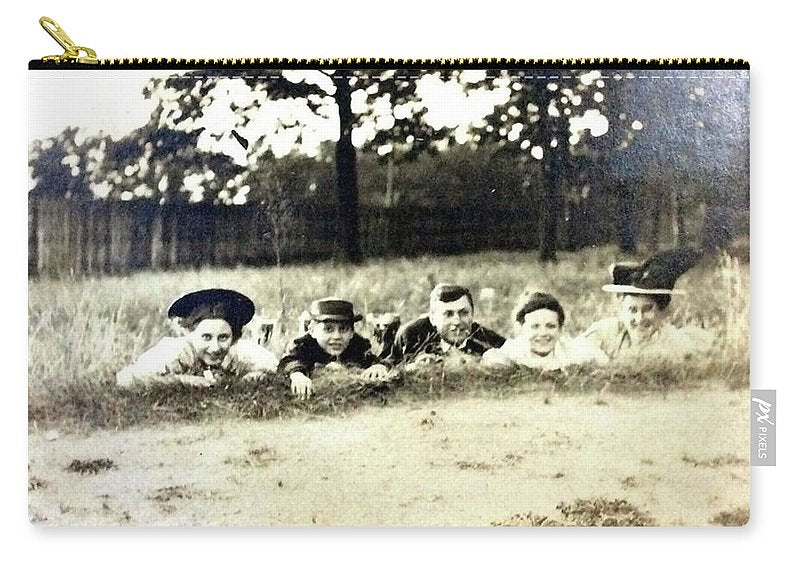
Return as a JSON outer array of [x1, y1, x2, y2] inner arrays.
[[28, 246, 750, 526]]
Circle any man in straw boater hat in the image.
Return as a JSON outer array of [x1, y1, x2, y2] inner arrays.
[[278, 298, 390, 399], [116, 289, 279, 387], [385, 283, 505, 368], [581, 248, 715, 361]]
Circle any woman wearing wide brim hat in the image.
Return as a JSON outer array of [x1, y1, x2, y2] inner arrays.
[[116, 288, 278, 387], [580, 249, 715, 361]]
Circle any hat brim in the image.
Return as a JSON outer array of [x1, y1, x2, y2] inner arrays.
[[602, 284, 686, 295], [312, 314, 363, 323], [168, 289, 256, 326]]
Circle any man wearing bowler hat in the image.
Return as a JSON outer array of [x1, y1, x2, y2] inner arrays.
[[279, 298, 390, 399], [385, 283, 505, 367]]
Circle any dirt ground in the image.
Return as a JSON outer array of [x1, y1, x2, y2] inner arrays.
[[28, 388, 749, 526]]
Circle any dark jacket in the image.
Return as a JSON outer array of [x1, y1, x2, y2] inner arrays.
[[278, 333, 379, 376], [383, 316, 505, 365]]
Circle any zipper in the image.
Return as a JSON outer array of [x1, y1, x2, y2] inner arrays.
[[33, 16, 748, 70], [38, 17, 99, 64]]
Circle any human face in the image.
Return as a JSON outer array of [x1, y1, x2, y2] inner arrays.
[[188, 319, 234, 367], [310, 320, 355, 356], [619, 295, 664, 343], [429, 295, 474, 345], [519, 309, 561, 356]]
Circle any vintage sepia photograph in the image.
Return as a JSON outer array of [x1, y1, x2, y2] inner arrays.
[[28, 66, 749, 526]]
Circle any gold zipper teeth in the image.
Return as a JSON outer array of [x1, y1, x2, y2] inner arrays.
[[36, 20, 748, 68], [92, 57, 748, 67]]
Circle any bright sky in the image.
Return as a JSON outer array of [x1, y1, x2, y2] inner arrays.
[[28, 70, 172, 143]]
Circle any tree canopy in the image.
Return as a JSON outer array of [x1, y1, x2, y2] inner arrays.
[[28, 68, 749, 262]]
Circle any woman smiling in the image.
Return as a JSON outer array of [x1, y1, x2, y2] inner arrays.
[[581, 249, 715, 362], [116, 289, 278, 387], [482, 292, 608, 371]]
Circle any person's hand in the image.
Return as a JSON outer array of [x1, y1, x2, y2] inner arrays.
[[115, 367, 135, 387], [481, 348, 515, 368], [361, 364, 389, 382], [166, 339, 197, 373], [174, 373, 216, 387], [241, 371, 267, 383], [407, 353, 441, 371], [290, 371, 313, 400], [442, 350, 479, 371]]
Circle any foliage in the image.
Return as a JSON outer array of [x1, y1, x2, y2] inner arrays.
[[65, 458, 117, 475], [492, 498, 655, 526], [28, 69, 748, 259], [29, 127, 100, 199], [710, 507, 749, 526], [681, 454, 748, 468], [28, 357, 746, 431], [138, 69, 463, 261], [358, 142, 530, 207], [557, 498, 655, 526], [473, 70, 626, 259], [28, 476, 48, 491], [28, 122, 243, 204]]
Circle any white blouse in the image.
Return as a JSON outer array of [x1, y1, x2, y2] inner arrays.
[[117, 337, 278, 386], [483, 335, 609, 370]]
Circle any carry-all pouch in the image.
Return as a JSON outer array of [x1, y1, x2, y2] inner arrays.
[[28, 17, 750, 527]]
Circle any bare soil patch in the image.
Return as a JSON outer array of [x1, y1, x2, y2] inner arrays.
[[28, 388, 749, 526]]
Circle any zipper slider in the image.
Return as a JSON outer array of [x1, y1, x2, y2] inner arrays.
[[39, 16, 98, 64]]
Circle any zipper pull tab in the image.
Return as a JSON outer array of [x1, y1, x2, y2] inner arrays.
[[39, 16, 98, 64]]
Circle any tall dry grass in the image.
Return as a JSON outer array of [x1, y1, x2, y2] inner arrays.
[[28, 246, 749, 429]]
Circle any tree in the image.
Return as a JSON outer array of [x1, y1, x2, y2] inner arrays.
[[476, 69, 748, 257], [143, 69, 456, 263], [29, 127, 97, 199], [616, 73, 748, 251], [572, 74, 642, 254], [476, 70, 635, 261], [29, 128, 98, 275]]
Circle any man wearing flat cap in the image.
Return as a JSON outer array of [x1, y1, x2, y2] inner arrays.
[[384, 283, 505, 367], [279, 298, 390, 399]]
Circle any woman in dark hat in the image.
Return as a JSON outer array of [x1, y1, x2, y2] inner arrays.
[[581, 249, 714, 361], [116, 289, 278, 386], [482, 292, 608, 370]]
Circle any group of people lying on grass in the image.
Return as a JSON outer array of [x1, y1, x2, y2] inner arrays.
[[116, 248, 715, 399]]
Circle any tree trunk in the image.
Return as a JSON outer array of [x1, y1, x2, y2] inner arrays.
[[62, 199, 71, 276], [617, 183, 637, 254], [36, 199, 49, 276], [702, 183, 734, 252], [540, 147, 562, 263], [671, 185, 687, 247], [333, 72, 363, 264], [85, 202, 95, 274], [385, 155, 394, 207], [100, 203, 111, 274], [649, 187, 662, 252], [73, 201, 85, 275], [109, 203, 133, 274], [150, 206, 165, 269], [28, 198, 38, 277], [167, 207, 179, 269]]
